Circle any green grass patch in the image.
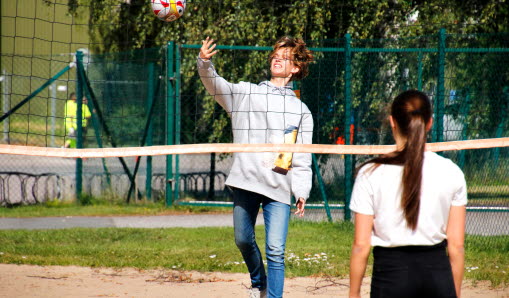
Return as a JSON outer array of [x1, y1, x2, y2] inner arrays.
[[0, 221, 353, 277], [0, 200, 232, 218], [0, 221, 507, 286], [465, 235, 509, 286]]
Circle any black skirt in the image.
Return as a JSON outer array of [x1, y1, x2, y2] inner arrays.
[[370, 240, 457, 298]]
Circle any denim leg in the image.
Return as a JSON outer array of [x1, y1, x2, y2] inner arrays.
[[263, 198, 290, 298], [233, 188, 266, 290]]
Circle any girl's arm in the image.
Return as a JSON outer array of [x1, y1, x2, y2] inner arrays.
[[446, 205, 466, 297], [349, 212, 373, 298]]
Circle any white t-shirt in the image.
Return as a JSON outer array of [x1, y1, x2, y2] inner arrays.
[[349, 151, 467, 247]]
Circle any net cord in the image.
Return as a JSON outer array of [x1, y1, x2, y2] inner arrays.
[[0, 138, 508, 159]]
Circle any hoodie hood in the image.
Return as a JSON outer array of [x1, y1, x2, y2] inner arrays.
[[258, 81, 296, 97]]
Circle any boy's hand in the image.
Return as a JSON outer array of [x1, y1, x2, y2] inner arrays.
[[199, 37, 218, 60], [295, 198, 306, 217]]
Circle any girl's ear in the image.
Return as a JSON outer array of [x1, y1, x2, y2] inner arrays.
[[426, 118, 433, 132], [291, 66, 300, 75], [389, 115, 396, 128]]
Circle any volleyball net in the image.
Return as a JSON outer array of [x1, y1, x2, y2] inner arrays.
[[1, 1, 509, 240]]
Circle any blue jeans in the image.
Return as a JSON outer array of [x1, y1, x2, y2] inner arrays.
[[232, 187, 290, 298]]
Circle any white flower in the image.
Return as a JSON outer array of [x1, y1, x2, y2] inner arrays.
[[209, 255, 216, 259]]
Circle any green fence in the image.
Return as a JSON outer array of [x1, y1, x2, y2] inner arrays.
[[1, 30, 508, 227]]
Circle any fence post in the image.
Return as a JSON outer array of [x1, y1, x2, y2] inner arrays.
[[145, 62, 155, 200], [166, 41, 175, 206], [494, 87, 509, 166], [174, 45, 181, 202], [435, 28, 446, 143], [76, 51, 84, 201], [344, 33, 353, 221]]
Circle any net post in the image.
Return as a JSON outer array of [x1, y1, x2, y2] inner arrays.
[[344, 33, 353, 221], [76, 51, 84, 201], [166, 41, 175, 206], [145, 62, 155, 200]]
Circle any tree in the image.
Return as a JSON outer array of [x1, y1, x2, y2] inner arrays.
[[60, 0, 508, 145]]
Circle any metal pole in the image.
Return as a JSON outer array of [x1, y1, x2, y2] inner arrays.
[[145, 62, 155, 200], [344, 33, 353, 221], [0, 65, 72, 123], [436, 28, 446, 143], [166, 41, 175, 206], [76, 51, 84, 201], [174, 45, 181, 202]]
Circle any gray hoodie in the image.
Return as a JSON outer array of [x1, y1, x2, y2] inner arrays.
[[197, 58, 313, 205]]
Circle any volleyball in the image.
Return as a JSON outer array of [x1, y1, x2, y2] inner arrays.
[[151, 0, 186, 22]]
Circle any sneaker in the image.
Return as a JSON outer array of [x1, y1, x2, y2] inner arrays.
[[248, 287, 267, 298]]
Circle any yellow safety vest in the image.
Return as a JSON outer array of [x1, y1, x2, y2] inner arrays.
[[64, 100, 91, 131]]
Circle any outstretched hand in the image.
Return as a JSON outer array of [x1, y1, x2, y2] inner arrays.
[[295, 198, 306, 217], [199, 36, 218, 60]]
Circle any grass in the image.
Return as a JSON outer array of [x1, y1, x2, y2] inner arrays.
[[0, 200, 232, 218], [0, 221, 508, 287], [0, 221, 354, 278]]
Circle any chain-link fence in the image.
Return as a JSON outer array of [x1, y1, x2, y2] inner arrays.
[[1, 31, 508, 239]]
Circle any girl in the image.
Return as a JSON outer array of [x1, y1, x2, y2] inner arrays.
[[349, 90, 467, 298]]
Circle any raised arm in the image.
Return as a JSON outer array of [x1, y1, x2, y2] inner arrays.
[[197, 37, 240, 113]]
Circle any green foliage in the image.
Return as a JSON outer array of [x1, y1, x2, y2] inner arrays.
[[63, 1, 509, 54], [54, 0, 509, 146]]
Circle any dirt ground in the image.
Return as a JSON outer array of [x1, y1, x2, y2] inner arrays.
[[0, 264, 507, 298]]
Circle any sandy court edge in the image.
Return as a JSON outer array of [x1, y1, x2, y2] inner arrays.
[[0, 264, 508, 298]]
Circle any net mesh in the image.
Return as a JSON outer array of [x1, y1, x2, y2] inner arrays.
[[1, 1, 508, 244]]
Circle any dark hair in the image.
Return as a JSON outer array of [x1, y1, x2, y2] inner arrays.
[[361, 90, 432, 230], [269, 36, 314, 81], [69, 92, 76, 100]]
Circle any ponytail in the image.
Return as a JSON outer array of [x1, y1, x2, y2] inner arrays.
[[359, 90, 432, 230]]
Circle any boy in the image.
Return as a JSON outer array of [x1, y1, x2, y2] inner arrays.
[[198, 36, 314, 298]]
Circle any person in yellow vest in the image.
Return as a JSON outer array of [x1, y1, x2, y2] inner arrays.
[[64, 92, 92, 148]]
